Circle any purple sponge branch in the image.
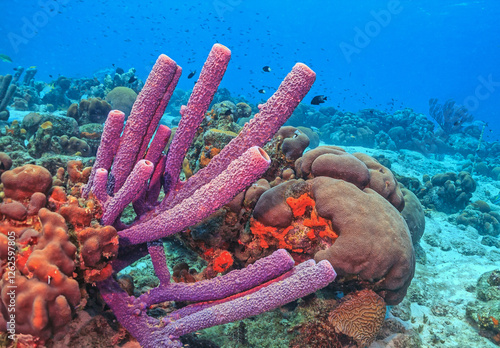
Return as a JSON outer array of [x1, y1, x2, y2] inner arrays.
[[82, 110, 125, 198], [98, 250, 336, 348], [118, 146, 271, 245], [139, 67, 182, 159], [162, 260, 335, 340], [142, 248, 294, 305], [159, 62, 316, 211], [111, 55, 180, 193], [101, 159, 155, 226], [163, 44, 231, 197], [132, 125, 172, 215], [91, 168, 109, 203], [144, 125, 171, 165], [147, 240, 171, 285]]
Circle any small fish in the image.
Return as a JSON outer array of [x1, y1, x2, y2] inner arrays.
[[0, 54, 13, 63], [258, 89, 266, 94], [262, 66, 271, 72], [128, 76, 137, 83], [491, 193, 500, 205], [116, 67, 124, 74], [29, 66, 36, 69], [311, 95, 327, 105], [187, 70, 196, 79]]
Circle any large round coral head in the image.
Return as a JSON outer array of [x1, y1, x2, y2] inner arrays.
[[1, 164, 52, 200]]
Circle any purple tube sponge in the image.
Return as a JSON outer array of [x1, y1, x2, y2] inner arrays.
[[82, 43, 334, 347], [101, 159, 155, 226], [163, 44, 231, 196], [111, 54, 180, 192], [119, 146, 270, 245], [98, 250, 336, 348], [82, 109, 125, 198], [159, 62, 316, 210]]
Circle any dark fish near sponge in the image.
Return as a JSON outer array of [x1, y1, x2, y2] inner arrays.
[[258, 89, 266, 94], [311, 95, 327, 105], [262, 66, 271, 72], [187, 70, 196, 79], [128, 76, 137, 83], [116, 67, 125, 74]]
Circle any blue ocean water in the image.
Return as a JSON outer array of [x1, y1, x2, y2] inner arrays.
[[1, 0, 499, 139]]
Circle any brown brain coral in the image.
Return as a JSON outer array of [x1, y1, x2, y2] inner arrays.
[[329, 289, 386, 347]]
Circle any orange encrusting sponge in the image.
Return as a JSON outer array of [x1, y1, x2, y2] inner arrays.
[[250, 193, 338, 254], [286, 193, 316, 217]]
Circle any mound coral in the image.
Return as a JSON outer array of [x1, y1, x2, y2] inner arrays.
[[250, 146, 414, 305], [105, 86, 137, 117], [1, 164, 52, 201]]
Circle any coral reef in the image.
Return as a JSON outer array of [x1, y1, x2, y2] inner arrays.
[[466, 270, 500, 345], [417, 171, 476, 214], [27, 121, 91, 158], [456, 201, 500, 237], [76, 43, 338, 348], [67, 97, 112, 124]]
